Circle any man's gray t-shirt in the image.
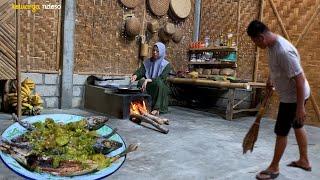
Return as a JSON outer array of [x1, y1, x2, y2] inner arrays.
[[268, 35, 310, 103]]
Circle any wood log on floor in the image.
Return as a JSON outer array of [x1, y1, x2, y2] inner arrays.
[[130, 114, 169, 134], [142, 113, 169, 125]]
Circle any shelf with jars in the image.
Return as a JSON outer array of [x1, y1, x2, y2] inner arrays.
[[188, 31, 238, 79]]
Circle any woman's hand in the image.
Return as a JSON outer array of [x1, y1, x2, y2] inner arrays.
[[130, 75, 137, 82], [142, 79, 152, 92]]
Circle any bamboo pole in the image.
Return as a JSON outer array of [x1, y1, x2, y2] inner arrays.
[[268, 0, 291, 41], [253, 0, 264, 82], [15, 0, 21, 117], [21, 69, 59, 74], [56, 4, 62, 71], [168, 78, 250, 89], [252, 0, 265, 107], [236, 0, 241, 46], [295, 4, 320, 47]]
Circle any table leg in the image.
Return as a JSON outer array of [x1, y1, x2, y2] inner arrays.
[[226, 88, 235, 120]]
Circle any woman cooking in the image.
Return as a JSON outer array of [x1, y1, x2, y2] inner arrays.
[[130, 42, 171, 116]]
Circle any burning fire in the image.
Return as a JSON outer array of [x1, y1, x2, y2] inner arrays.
[[130, 100, 148, 115]]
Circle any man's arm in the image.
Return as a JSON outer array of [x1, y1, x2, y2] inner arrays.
[[294, 73, 306, 123]]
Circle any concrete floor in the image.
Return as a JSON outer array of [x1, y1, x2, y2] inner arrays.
[[0, 106, 319, 180]]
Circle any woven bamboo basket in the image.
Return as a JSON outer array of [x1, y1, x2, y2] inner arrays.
[[158, 28, 171, 43], [148, 0, 170, 16], [172, 29, 183, 43], [211, 69, 220, 75], [164, 22, 176, 35], [140, 43, 149, 57], [170, 0, 192, 19], [120, 0, 139, 9], [147, 20, 159, 33], [125, 17, 141, 37], [219, 68, 236, 76]]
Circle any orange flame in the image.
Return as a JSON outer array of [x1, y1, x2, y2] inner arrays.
[[130, 100, 148, 115]]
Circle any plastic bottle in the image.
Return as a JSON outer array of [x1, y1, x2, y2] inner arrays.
[[204, 36, 210, 48], [227, 29, 233, 47]]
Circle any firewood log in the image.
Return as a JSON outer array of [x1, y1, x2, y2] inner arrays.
[[142, 113, 169, 125], [130, 114, 169, 134]]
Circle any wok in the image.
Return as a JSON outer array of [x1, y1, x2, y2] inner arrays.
[[117, 86, 142, 94]]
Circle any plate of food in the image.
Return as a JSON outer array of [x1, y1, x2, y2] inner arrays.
[[0, 114, 137, 180]]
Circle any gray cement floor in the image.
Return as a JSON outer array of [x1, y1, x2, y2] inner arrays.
[[0, 106, 319, 180]]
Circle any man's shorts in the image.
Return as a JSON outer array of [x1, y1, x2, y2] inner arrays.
[[274, 101, 306, 136]]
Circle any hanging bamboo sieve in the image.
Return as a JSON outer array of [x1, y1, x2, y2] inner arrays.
[[148, 0, 170, 16], [170, 0, 192, 19], [120, 0, 139, 9]]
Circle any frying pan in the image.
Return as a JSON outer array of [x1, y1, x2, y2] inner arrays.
[[117, 86, 142, 94]]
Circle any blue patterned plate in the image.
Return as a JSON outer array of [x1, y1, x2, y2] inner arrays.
[[0, 114, 126, 180]]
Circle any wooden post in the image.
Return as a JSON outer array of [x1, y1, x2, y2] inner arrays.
[[226, 89, 235, 120], [15, 0, 21, 117]]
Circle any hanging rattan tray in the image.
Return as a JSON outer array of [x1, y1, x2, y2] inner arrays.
[[120, 0, 139, 9], [170, 0, 191, 19], [148, 0, 170, 16]]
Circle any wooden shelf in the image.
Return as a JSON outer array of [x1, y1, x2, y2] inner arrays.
[[188, 61, 237, 68], [189, 46, 237, 52]]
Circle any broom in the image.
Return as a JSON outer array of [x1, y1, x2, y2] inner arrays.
[[242, 88, 274, 154]]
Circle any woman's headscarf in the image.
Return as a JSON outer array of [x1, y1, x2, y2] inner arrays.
[[143, 42, 169, 79]]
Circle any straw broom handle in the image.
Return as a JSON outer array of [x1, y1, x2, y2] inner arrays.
[[254, 89, 274, 125], [268, 0, 320, 121]]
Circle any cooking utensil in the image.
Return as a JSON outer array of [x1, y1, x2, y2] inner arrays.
[[117, 86, 142, 94], [128, 81, 133, 89]]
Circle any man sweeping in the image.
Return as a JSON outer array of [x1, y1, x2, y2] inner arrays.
[[247, 20, 312, 179]]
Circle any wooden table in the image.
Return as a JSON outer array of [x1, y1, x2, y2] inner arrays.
[[167, 77, 266, 120]]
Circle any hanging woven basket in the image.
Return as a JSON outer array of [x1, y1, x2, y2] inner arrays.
[[147, 20, 160, 33], [120, 0, 139, 9], [148, 0, 170, 16], [164, 22, 176, 35], [158, 28, 171, 43], [170, 0, 191, 19], [125, 17, 141, 37], [172, 29, 183, 43]]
